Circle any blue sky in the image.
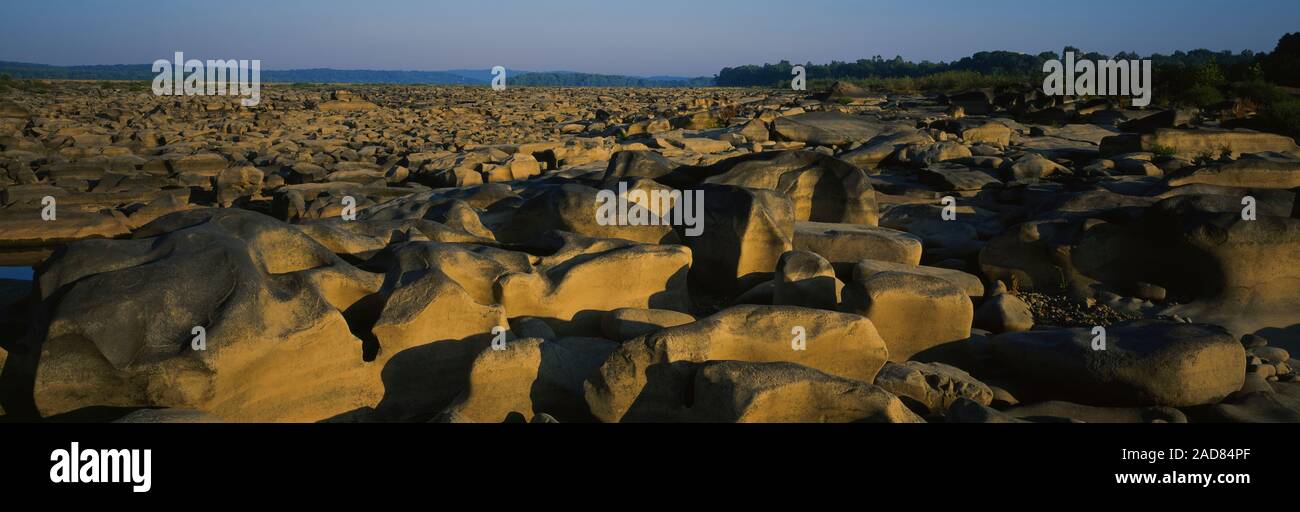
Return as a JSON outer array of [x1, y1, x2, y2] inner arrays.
[[1, 0, 1296, 76]]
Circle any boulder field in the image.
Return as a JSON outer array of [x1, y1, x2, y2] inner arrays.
[[0, 82, 1295, 423]]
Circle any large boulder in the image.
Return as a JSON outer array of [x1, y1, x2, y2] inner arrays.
[[873, 361, 992, 416], [1100, 128, 1299, 159], [682, 184, 793, 293], [601, 150, 677, 187], [1072, 196, 1300, 342], [496, 183, 676, 245], [496, 241, 692, 335], [794, 221, 922, 278], [216, 165, 264, 207], [840, 130, 935, 169], [369, 242, 521, 358], [840, 271, 973, 362], [437, 337, 620, 423], [852, 259, 984, 298], [687, 151, 880, 225], [771, 112, 900, 146], [907, 141, 973, 166], [918, 163, 1003, 191], [989, 321, 1245, 407], [972, 282, 1034, 333], [32, 209, 385, 422], [0, 210, 132, 266], [685, 361, 923, 423], [1166, 157, 1300, 189], [773, 250, 843, 310], [584, 305, 890, 422], [935, 118, 1012, 147]]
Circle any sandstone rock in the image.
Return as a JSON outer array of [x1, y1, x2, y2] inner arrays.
[[496, 242, 692, 335], [688, 150, 880, 225], [682, 184, 793, 293], [1009, 153, 1069, 180], [216, 165, 264, 207], [0, 211, 132, 266], [511, 317, 557, 340], [918, 163, 1002, 191], [989, 321, 1245, 407], [369, 247, 511, 357], [685, 361, 922, 423], [839, 130, 934, 169], [935, 118, 1011, 147], [973, 282, 1034, 333], [0, 100, 32, 120], [584, 305, 890, 422], [840, 271, 973, 361], [601, 150, 677, 186], [1184, 390, 1300, 423], [600, 308, 695, 341], [852, 259, 984, 298], [1117, 109, 1197, 134], [908, 141, 973, 166], [33, 209, 384, 421], [873, 361, 992, 415], [1166, 157, 1300, 189], [1101, 128, 1299, 159], [793, 221, 922, 277], [498, 183, 676, 245], [438, 336, 619, 423], [771, 111, 897, 146], [773, 250, 843, 310]]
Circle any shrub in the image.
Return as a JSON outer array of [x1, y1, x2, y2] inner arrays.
[[1150, 144, 1178, 157], [1177, 84, 1224, 107], [1255, 98, 1300, 140], [1231, 79, 1291, 106]]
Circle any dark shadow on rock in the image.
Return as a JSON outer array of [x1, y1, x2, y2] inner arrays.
[[1254, 324, 1300, 355], [342, 292, 386, 361], [619, 361, 700, 423], [43, 405, 144, 423], [529, 337, 619, 423], [1182, 391, 1300, 423], [373, 333, 494, 422], [319, 406, 378, 423]]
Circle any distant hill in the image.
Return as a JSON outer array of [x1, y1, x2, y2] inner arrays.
[[0, 61, 157, 80], [0, 61, 714, 87]]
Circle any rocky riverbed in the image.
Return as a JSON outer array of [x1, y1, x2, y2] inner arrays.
[[0, 81, 1297, 423]]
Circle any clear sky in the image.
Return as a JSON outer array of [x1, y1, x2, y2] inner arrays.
[[1, 0, 1296, 76]]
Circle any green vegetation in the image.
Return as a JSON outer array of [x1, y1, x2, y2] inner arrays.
[[1260, 32, 1300, 87], [1176, 84, 1225, 108], [1256, 97, 1300, 140], [730, 34, 1300, 141], [1150, 144, 1178, 158], [809, 71, 1027, 94]]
